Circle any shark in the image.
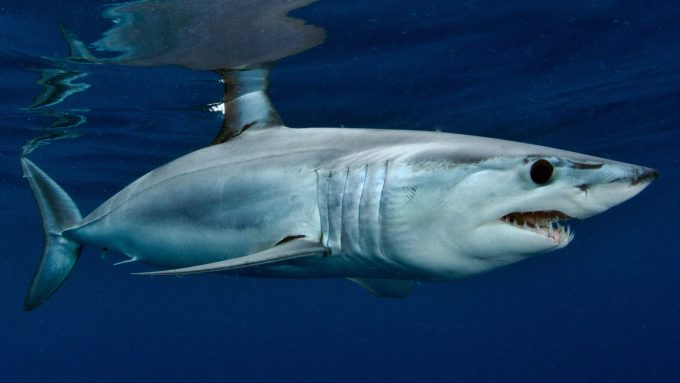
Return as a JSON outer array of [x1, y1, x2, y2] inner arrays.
[[21, 67, 657, 311]]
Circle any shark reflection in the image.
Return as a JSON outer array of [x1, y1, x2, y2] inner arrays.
[[69, 0, 325, 70]]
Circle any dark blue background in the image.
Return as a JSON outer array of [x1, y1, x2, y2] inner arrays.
[[1, 1, 678, 382]]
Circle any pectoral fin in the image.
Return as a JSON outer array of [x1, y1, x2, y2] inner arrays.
[[348, 278, 414, 298], [134, 238, 324, 276]]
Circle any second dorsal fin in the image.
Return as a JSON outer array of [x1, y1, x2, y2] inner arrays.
[[211, 66, 283, 145]]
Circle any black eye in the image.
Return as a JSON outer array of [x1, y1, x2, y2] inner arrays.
[[530, 159, 553, 184]]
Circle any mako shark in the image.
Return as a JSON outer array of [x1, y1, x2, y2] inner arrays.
[[21, 68, 657, 311]]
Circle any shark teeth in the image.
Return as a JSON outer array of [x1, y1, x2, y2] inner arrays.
[[501, 211, 574, 244]]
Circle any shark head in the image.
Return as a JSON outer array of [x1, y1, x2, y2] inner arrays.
[[382, 135, 657, 278]]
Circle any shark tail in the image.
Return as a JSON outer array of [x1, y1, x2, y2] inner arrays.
[[21, 157, 83, 311]]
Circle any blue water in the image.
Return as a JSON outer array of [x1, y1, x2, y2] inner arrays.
[[2, 0, 679, 381]]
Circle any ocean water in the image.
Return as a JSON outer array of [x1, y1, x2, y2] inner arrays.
[[1, 0, 679, 382]]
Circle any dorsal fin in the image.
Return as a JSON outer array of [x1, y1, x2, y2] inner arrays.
[[211, 67, 283, 145]]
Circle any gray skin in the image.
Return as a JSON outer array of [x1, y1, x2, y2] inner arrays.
[[64, 125, 656, 281]]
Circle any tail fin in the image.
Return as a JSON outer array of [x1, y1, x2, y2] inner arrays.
[[21, 157, 83, 311]]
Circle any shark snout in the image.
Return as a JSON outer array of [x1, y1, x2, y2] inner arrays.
[[560, 163, 657, 220], [603, 165, 658, 187], [630, 167, 658, 186]]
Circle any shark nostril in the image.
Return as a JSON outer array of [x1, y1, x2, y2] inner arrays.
[[631, 169, 659, 186]]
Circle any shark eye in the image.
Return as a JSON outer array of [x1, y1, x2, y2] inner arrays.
[[530, 159, 553, 185]]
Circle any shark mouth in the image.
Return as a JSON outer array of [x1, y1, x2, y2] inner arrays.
[[501, 211, 574, 245]]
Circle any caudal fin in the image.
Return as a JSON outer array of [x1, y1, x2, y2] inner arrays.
[[21, 157, 83, 311]]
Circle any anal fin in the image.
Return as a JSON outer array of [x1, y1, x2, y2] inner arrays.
[[348, 278, 414, 298], [134, 238, 324, 276]]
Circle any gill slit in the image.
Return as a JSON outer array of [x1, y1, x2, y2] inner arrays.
[[357, 164, 369, 252], [325, 167, 350, 254], [338, 167, 350, 253], [314, 169, 329, 247], [378, 160, 389, 258], [325, 170, 333, 250]]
